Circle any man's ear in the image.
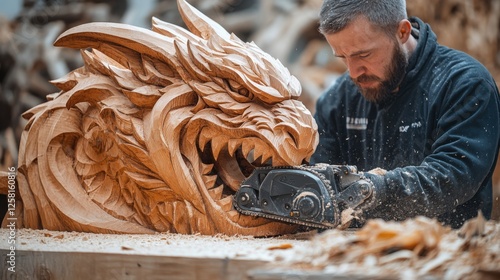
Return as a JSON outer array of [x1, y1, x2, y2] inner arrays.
[[397, 19, 412, 44]]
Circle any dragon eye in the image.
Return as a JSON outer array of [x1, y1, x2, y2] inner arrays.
[[226, 79, 253, 100], [238, 88, 250, 97]]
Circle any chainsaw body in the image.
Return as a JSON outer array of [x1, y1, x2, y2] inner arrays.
[[233, 164, 374, 229]]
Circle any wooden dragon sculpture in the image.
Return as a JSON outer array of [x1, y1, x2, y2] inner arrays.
[[1, 0, 318, 236]]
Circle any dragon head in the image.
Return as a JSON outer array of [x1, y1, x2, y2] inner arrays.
[[17, 0, 318, 236]]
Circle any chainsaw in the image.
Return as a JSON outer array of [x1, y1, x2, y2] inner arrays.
[[233, 164, 375, 229]]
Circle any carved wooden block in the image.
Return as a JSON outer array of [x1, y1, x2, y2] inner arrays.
[[1, 0, 318, 236]]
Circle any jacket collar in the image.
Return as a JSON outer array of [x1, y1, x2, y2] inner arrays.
[[405, 17, 438, 83]]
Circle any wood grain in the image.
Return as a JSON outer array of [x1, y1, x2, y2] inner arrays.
[[0, 249, 268, 280]]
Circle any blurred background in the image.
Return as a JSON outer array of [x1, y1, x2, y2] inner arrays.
[[1, 0, 499, 220]]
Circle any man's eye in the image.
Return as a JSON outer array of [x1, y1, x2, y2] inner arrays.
[[359, 53, 370, 58]]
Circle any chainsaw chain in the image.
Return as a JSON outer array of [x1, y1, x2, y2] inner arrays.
[[233, 200, 335, 229]]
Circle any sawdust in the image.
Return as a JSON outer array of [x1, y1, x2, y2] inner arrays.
[[339, 207, 356, 229], [0, 228, 310, 262], [278, 215, 500, 279], [368, 167, 387, 176]]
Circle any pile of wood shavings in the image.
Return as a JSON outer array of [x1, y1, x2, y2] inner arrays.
[[282, 214, 500, 279]]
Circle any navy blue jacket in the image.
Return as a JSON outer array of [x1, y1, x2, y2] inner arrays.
[[311, 17, 500, 228]]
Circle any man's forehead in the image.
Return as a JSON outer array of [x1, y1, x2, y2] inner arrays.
[[325, 17, 391, 56]]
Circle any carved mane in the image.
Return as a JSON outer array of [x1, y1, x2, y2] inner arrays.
[[12, 0, 318, 236]]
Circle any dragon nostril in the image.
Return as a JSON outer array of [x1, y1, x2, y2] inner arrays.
[[276, 123, 300, 148]]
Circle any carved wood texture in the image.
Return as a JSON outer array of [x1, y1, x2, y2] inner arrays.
[[7, 0, 318, 236]]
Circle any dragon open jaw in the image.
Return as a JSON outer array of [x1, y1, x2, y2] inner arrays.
[[199, 135, 283, 201]]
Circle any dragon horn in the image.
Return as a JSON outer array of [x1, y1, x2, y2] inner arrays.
[[53, 22, 176, 61], [177, 0, 231, 41]]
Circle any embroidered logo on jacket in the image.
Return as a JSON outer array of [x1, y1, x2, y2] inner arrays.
[[399, 121, 422, 132], [346, 117, 368, 130]]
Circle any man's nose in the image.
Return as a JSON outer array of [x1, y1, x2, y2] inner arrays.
[[346, 59, 366, 79]]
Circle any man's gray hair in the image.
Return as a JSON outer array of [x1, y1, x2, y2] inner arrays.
[[319, 0, 407, 36]]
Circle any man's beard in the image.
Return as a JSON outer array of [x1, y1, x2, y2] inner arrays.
[[353, 44, 409, 104]]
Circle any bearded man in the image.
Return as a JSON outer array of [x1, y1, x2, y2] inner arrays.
[[312, 0, 500, 228]]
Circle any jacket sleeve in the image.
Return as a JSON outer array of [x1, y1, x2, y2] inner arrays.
[[363, 78, 500, 223]]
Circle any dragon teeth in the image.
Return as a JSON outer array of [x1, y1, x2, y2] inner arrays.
[[227, 139, 241, 157], [201, 163, 214, 175], [216, 196, 233, 212], [208, 184, 223, 200], [241, 141, 254, 160], [261, 152, 272, 165], [203, 174, 217, 189], [211, 136, 228, 160], [252, 148, 264, 163], [228, 210, 240, 222], [198, 132, 211, 151], [252, 141, 273, 165]]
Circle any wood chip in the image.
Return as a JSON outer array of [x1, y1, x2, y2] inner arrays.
[[267, 243, 293, 250]]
